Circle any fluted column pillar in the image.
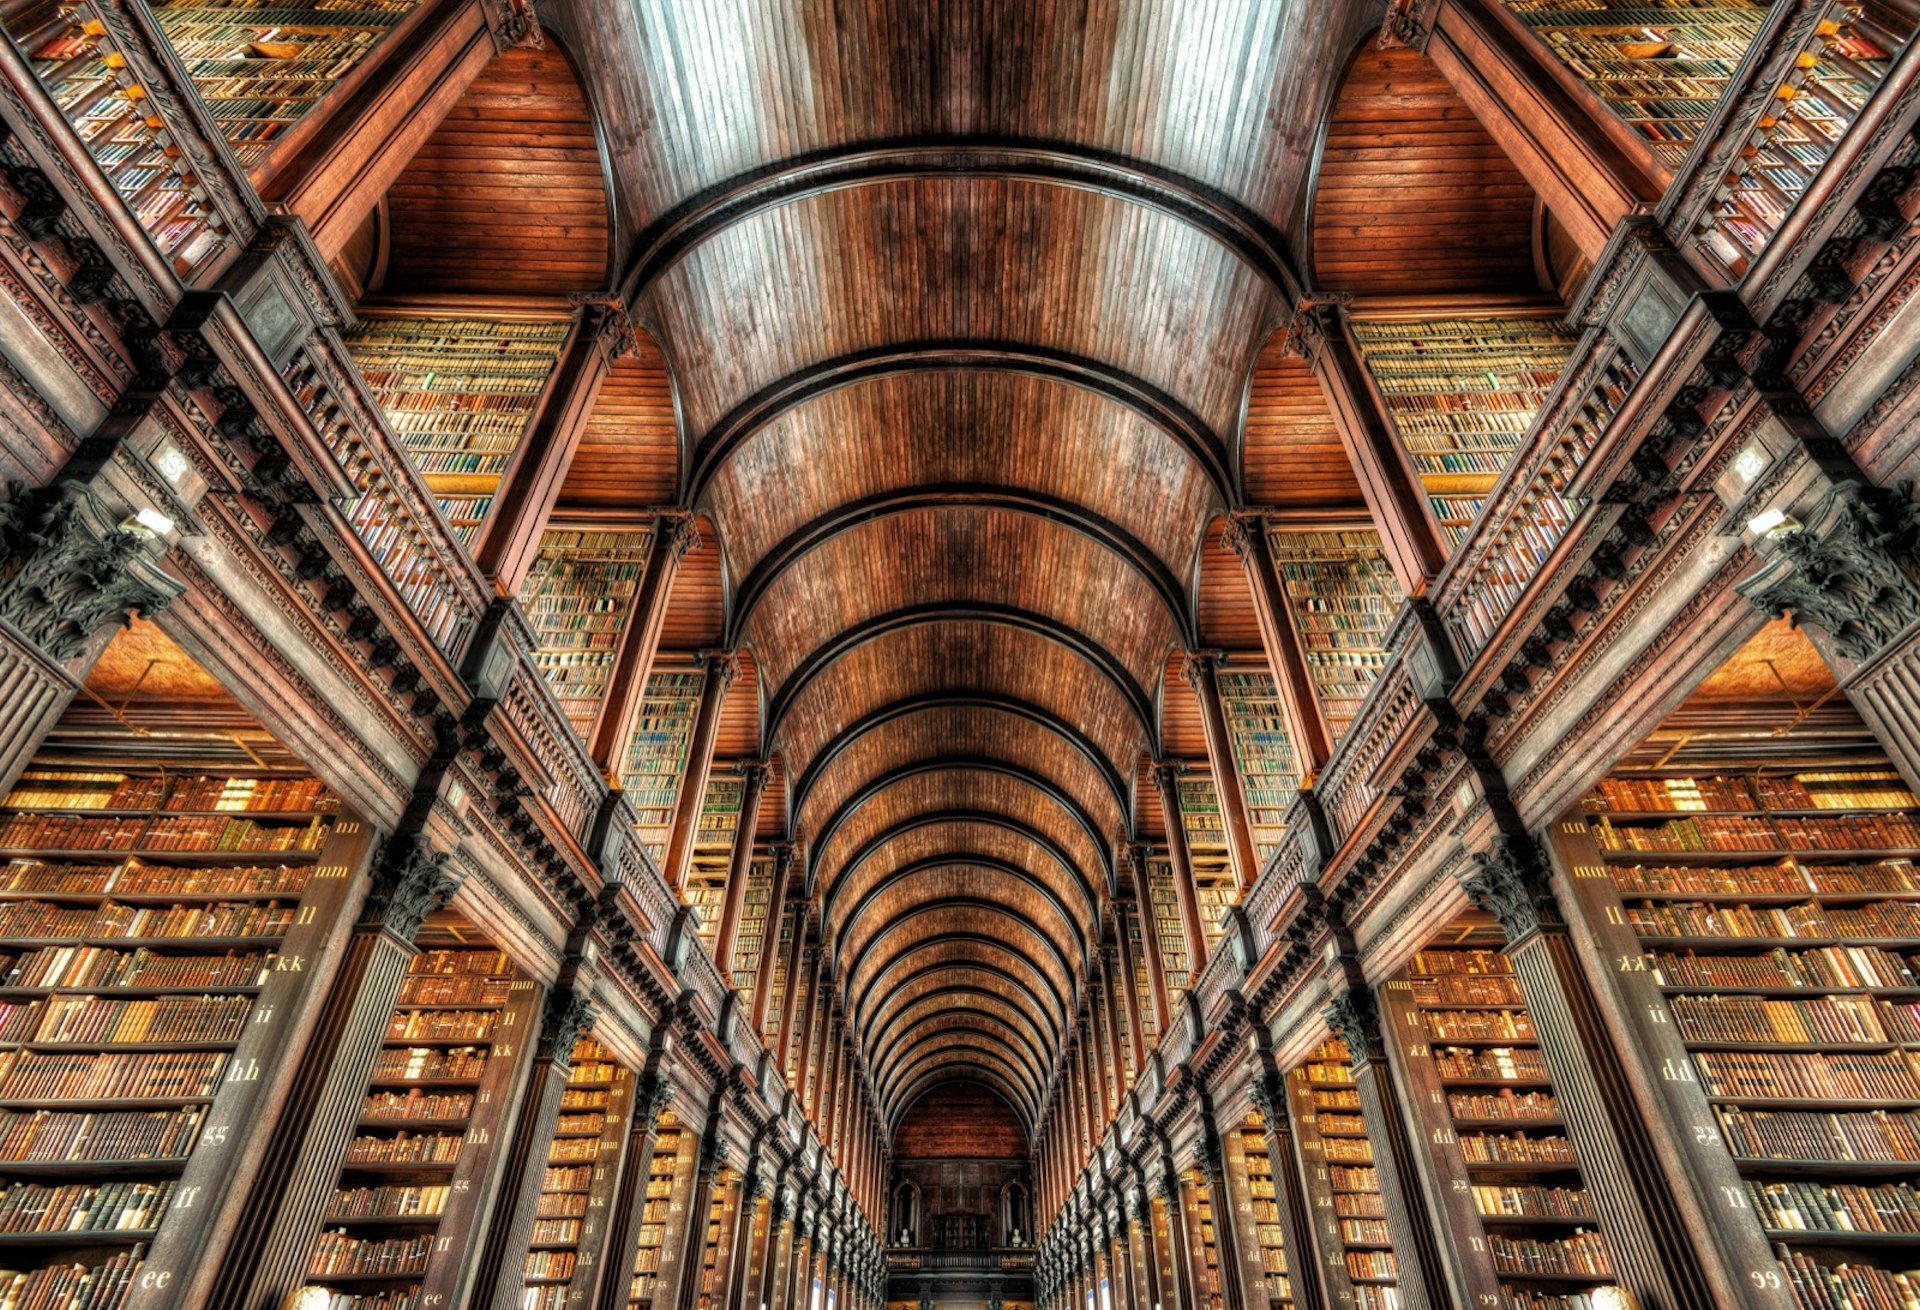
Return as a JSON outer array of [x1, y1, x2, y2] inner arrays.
[[662, 650, 737, 892]]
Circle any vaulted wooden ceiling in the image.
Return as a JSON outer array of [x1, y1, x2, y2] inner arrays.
[[532, 0, 1386, 1137]]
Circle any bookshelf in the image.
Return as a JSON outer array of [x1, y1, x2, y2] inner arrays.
[[521, 528, 654, 740], [1229, 1110, 1292, 1308], [684, 776, 745, 951], [344, 313, 570, 546], [1552, 721, 1920, 1306], [1177, 776, 1236, 955], [727, 857, 774, 997], [1384, 934, 1617, 1310], [303, 930, 538, 1309], [693, 1165, 737, 1309], [760, 900, 793, 1049], [1266, 531, 1399, 744], [1498, 0, 1768, 169], [1125, 912, 1161, 1055], [523, 1036, 629, 1310], [783, 957, 812, 1090], [0, 756, 369, 1306], [1145, 857, 1191, 1002], [4, 2, 231, 274], [1349, 316, 1576, 546], [1216, 671, 1298, 866], [626, 1104, 686, 1309], [149, 0, 419, 170], [1285, 1039, 1391, 1310], [1187, 1163, 1227, 1310], [620, 670, 705, 865], [1692, 4, 1907, 269]]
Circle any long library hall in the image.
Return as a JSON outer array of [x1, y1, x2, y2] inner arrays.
[[2, 1, 1920, 1309]]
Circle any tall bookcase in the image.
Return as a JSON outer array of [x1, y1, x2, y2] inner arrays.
[[1227, 1112, 1292, 1308], [0, 759, 370, 1304], [1125, 911, 1161, 1055], [344, 313, 570, 546], [1216, 671, 1298, 866], [760, 901, 794, 1049], [1266, 530, 1399, 744], [1187, 1164, 1227, 1310], [626, 1104, 687, 1309], [520, 527, 653, 740], [728, 856, 773, 994], [523, 1036, 630, 1309], [1144, 858, 1191, 1003], [1498, 0, 1768, 168], [303, 927, 539, 1308], [1177, 775, 1236, 954], [1548, 706, 1920, 1306], [782, 959, 812, 1090], [685, 775, 745, 950], [4, 2, 232, 273], [692, 1165, 738, 1309], [1349, 316, 1576, 545], [1286, 1038, 1394, 1310], [1382, 933, 1617, 1309], [621, 670, 705, 865]]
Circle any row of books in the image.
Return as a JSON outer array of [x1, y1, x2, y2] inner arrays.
[[0, 1248, 143, 1310], [0, 901, 294, 944], [1592, 812, 1920, 853], [0, 813, 329, 854], [1433, 1048, 1551, 1082], [1628, 901, 1920, 942], [1650, 945, 1920, 992], [1412, 974, 1526, 1005], [1458, 1132, 1578, 1166], [1776, 1247, 1920, 1310], [368, 1045, 487, 1086], [1422, 1009, 1536, 1041], [0, 861, 309, 899], [1473, 1184, 1592, 1219], [0, 1108, 204, 1165], [1668, 994, 1902, 1046], [327, 1185, 447, 1220], [1, 774, 329, 815], [341, 1132, 462, 1166], [309, 1231, 430, 1277], [0, 1051, 225, 1102], [1487, 1230, 1610, 1277], [394, 975, 509, 1007], [0, 1180, 172, 1234], [1614, 861, 1920, 898], [0, 947, 273, 993], [1692, 1049, 1920, 1102], [1716, 1106, 1920, 1163], [1588, 774, 1918, 814], [384, 1010, 497, 1042], [1749, 1179, 1920, 1235], [1450, 1090, 1560, 1121], [362, 1091, 473, 1122], [0, 995, 251, 1046]]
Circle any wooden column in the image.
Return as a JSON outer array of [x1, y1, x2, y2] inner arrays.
[[1184, 650, 1263, 893], [1462, 834, 1723, 1309], [1086, 984, 1114, 1126], [781, 940, 819, 1088], [1298, 305, 1448, 596], [752, 844, 798, 1035], [596, 1071, 675, 1310], [260, 0, 500, 260], [1126, 1186, 1162, 1310], [1110, 904, 1150, 1074], [474, 299, 633, 592], [475, 984, 601, 1310], [1149, 1163, 1195, 1310], [1149, 763, 1210, 979], [1096, 946, 1130, 1096], [766, 1192, 797, 1310], [727, 1158, 770, 1310], [1192, 1114, 1249, 1310], [1124, 857, 1173, 1045], [799, 974, 828, 1118], [1401, 0, 1663, 262], [713, 758, 772, 974], [1251, 1072, 1327, 1310], [206, 834, 461, 1310], [1324, 983, 1457, 1310], [676, 1135, 726, 1310], [589, 513, 697, 774], [1223, 513, 1334, 771], [662, 649, 737, 892], [819, 1021, 844, 1145]]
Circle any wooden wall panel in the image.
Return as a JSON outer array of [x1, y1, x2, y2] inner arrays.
[[1242, 342, 1365, 508], [558, 331, 680, 509], [1311, 46, 1538, 296], [382, 45, 611, 296]]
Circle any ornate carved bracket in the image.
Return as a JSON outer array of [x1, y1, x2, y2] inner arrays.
[[569, 292, 639, 362], [482, 0, 544, 51], [1279, 293, 1354, 365], [537, 986, 598, 1062], [1377, 0, 1439, 51]]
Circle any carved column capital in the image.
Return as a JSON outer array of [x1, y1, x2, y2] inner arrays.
[[637, 1069, 676, 1122], [1460, 834, 1564, 944], [1244, 1071, 1285, 1125], [358, 833, 460, 942], [1376, 0, 1438, 50], [658, 510, 699, 562], [1741, 483, 1920, 666], [1280, 293, 1353, 366], [482, 0, 544, 50], [1323, 985, 1385, 1072], [569, 291, 638, 361], [536, 986, 598, 1062], [702, 647, 740, 692], [0, 481, 178, 664], [1222, 512, 1266, 563], [1181, 648, 1224, 692]]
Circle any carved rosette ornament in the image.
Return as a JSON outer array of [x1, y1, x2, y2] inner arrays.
[[537, 987, 598, 1062], [0, 482, 177, 664], [1460, 835, 1564, 944], [358, 834, 460, 942], [1742, 484, 1920, 665], [1323, 986, 1387, 1072]]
